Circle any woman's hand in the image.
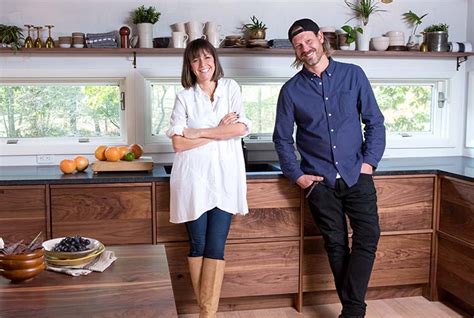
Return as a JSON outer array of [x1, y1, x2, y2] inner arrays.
[[219, 112, 239, 126]]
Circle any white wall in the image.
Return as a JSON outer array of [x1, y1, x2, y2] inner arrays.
[[0, 0, 472, 165], [464, 0, 474, 157]]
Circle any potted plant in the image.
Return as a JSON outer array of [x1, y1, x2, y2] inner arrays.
[[339, 25, 363, 50], [344, 0, 390, 51], [423, 23, 449, 52], [132, 5, 161, 48], [243, 16, 267, 40], [402, 10, 428, 50], [0, 24, 24, 51]]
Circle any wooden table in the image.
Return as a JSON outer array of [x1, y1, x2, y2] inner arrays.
[[0, 245, 178, 317]]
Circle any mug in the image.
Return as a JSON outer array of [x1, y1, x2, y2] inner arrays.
[[204, 21, 221, 34], [172, 32, 189, 48], [206, 32, 223, 48], [170, 22, 185, 33], [185, 21, 204, 34], [188, 32, 206, 41]]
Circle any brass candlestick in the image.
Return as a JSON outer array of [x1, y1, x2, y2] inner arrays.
[[23, 24, 34, 48], [44, 25, 55, 48], [33, 26, 43, 48]]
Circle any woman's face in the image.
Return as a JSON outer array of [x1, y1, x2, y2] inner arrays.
[[190, 50, 215, 84]]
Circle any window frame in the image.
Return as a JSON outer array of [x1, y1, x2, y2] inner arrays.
[[0, 78, 127, 155]]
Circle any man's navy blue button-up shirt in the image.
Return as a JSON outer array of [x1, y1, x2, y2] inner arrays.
[[273, 58, 386, 188]]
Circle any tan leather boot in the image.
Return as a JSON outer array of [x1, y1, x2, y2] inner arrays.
[[199, 258, 225, 318], [188, 256, 203, 306]]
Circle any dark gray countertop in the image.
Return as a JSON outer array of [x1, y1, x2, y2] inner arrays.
[[0, 156, 472, 186]]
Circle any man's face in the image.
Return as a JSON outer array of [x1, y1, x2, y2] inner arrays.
[[292, 31, 325, 67]]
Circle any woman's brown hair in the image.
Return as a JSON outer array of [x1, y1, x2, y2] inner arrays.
[[181, 39, 224, 88]]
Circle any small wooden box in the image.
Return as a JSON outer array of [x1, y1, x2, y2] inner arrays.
[[92, 157, 154, 173]]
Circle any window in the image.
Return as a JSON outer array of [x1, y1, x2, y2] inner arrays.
[[241, 82, 283, 138], [148, 81, 182, 142], [371, 79, 448, 148], [0, 81, 124, 142], [146, 79, 284, 143]]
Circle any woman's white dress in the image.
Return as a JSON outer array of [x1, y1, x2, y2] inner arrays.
[[166, 78, 251, 223]]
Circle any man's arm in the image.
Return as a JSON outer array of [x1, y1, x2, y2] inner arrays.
[[273, 87, 306, 183], [357, 67, 386, 170]]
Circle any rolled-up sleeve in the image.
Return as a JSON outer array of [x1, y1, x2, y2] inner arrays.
[[166, 95, 187, 138], [229, 80, 252, 136]]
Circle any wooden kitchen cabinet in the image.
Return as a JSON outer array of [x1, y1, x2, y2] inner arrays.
[[156, 178, 302, 314], [437, 177, 474, 313], [303, 234, 431, 292], [304, 176, 434, 236], [155, 179, 301, 242], [0, 185, 47, 242], [50, 183, 153, 245], [303, 175, 435, 303], [166, 241, 299, 300]]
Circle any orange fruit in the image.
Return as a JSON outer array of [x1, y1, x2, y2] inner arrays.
[[118, 146, 129, 159], [59, 159, 76, 174], [94, 145, 107, 161], [129, 144, 144, 159], [105, 146, 121, 162], [74, 156, 89, 172]]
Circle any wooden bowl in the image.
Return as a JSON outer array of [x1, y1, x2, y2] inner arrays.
[[0, 248, 45, 283], [0, 263, 46, 283]]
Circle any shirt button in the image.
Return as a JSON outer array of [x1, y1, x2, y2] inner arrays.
[[311, 78, 313, 81], [335, 161, 339, 165], [328, 113, 332, 116], [325, 97, 329, 100], [319, 82, 322, 85], [331, 129, 334, 132], [333, 145, 337, 149], [328, 73, 332, 76]]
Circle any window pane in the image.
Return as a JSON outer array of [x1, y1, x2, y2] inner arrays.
[[150, 83, 182, 136], [0, 84, 121, 138], [372, 84, 433, 133], [241, 83, 282, 134]]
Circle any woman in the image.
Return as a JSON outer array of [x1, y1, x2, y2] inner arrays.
[[166, 39, 251, 317]]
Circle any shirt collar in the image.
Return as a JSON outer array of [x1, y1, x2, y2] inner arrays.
[[194, 78, 224, 100], [300, 57, 336, 79]]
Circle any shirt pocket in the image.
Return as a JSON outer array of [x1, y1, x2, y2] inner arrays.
[[338, 89, 358, 117]]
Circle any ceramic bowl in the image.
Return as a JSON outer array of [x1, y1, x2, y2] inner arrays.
[[320, 26, 336, 33], [0, 248, 45, 283], [43, 237, 100, 260], [372, 40, 389, 51], [385, 30, 404, 38], [59, 44, 71, 48]]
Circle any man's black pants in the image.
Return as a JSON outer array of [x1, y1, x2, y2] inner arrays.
[[306, 173, 380, 317]]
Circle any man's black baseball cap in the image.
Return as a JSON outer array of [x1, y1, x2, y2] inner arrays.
[[288, 18, 320, 42]]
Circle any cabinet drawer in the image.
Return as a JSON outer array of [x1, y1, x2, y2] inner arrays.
[[0, 186, 46, 242], [51, 184, 152, 245], [303, 234, 431, 292], [304, 176, 434, 236], [437, 236, 474, 308], [156, 180, 301, 242], [166, 240, 300, 301], [440, 177, 474, 244]]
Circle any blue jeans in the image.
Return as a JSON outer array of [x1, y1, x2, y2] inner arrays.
[[185, 207, 232, 260]]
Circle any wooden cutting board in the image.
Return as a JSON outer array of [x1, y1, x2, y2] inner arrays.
[[92, 157, 154, 173]]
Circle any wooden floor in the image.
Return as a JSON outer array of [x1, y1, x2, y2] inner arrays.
[[179, 296, 465, 317]]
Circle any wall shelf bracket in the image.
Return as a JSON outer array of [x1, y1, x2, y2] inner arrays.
[[457, 56, 468, 71], [133, 51, 137, 69]]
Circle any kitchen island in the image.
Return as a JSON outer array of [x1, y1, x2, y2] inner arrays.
[[0, 156, 472, 315]]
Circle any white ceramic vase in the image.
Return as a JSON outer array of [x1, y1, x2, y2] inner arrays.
[[356, 25, 371, 51], [137, 23, 153, 48]]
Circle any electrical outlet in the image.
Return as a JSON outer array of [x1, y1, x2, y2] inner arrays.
[[37, 154, 54, 164]]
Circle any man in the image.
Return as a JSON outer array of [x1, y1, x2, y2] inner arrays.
[[273, 18, 386, 318]]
